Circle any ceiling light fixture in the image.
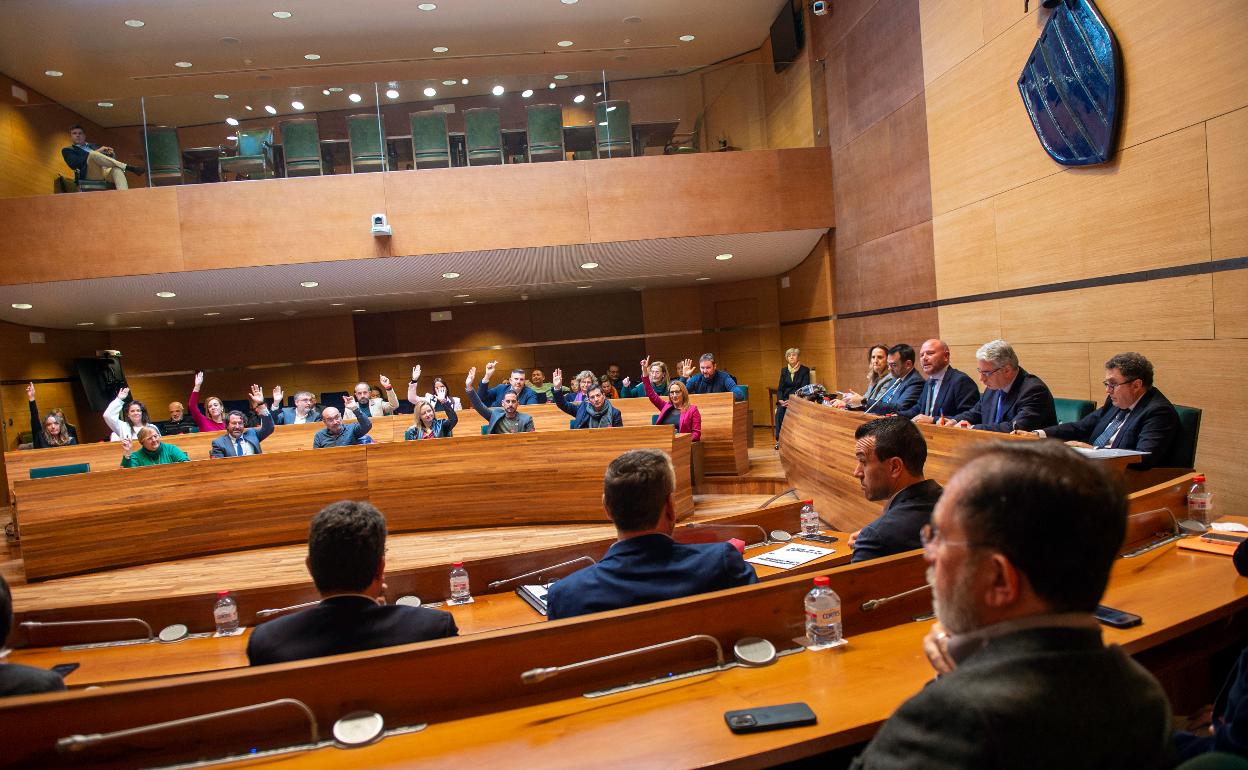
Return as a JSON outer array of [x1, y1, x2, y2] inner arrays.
[[240, 317, 255, 321], [174, 61, 193, 68], [696, 276, 711, 281], [214, 93, 230, 99], [442, 80, 456, 86], [225, 117, 239, 126], [491, 85, 505, 96], [304, 53, 321, 60], [124, 19, 145, 28], [573, 94, 586, 103], [577, 285, 591, 289], [322, 89, 331, 96], [349, 93, 363, 102], [432, 46, 449, 53], [245, 105, 254, 110], [328, 87, 343, 92], [353, 309, 366, 313], [272, 11, 292, 19], [11, 303, 32, 310], [461, 78, 469, 85], [595, 91, 602, 97], [462, 300, 476, 304], [203, 312, 221, 316], [418, 2, 437, 9], [44, 70, 63, 77], [453, 294, 470, 298], [330, 302, 344, 306], [155, 291, 177, 298], [300, 281, 319, 288], [554, 74, 569, 80], [225, 134, 237, 140], [291, 100, 304, 110], [423, 87, 437, 97], [580, 262, 599, 269], [561, 0, 579, 4], [715, 253, 734, 261], [264, 105, 277, 114], [386, 88, 400, 98], [679, 34, 696, 42], [441, 272, 461, 279], [557, 40, 574, 47], [97, 101, 114, 108], [76, 321, 95, 326], [521, 89, 533, 98]]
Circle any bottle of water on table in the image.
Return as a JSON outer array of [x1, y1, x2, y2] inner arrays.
[[805, 576, 842, 650]]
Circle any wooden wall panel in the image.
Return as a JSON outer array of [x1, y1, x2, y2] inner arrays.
[[841, 220, 937, 315], [700, 51, 767, 152], [778, 234, 834, 323], [1213, 271, 1248, 341], [1013, 342, 1093, 402], [1208, 107, 1248, 262], [932, 197, 999, 298], [937, 300, 1001, 347], [919, 0, 988, 88], [992, 126, 1211, 289]]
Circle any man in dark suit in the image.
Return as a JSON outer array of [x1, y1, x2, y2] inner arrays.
[[1, 575, 66, 697], [863, 343, 923, 415], [848, 416, 942, 563], [247, 500, 457, 666], [465, 366, 536, 434], [61, 124, 144, 190], [948, 339, 1056, 432], [901, 339, 980, 422], [550, 371, 622, 428], [678, 353, 746, 402], [1029, 352, 1180, 469], [209, 386, 275, 458], [851, 441, 1172, 768], [477, 360, 540, 406], [269, 387, 323, 426], [546, 449, 757, 620]]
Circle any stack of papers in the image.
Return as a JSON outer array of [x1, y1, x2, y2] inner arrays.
[[746, 543, 835, 570]]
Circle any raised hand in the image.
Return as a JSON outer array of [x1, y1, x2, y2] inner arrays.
[[26, 382, 35, 402], [551, 368, 563, 390], [411, 364, 422, 382], [622, 377, 631, 389], [465, 367, 477, 391], [640, 356, 650, 375], [121, 436, 133, 456], [272, 385, 284, 404], [678, 358, 694, 378], [118, 386, 131, 400], [193, 371, 205, 390], [379, 374, 392, 390], [249, 384, 264, 406], [342, 393, 358, 412], [483, 360, 498, 379]]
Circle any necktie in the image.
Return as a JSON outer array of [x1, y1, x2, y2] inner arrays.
[[994, 391, 1007, 423], [926, 379, 940, 416], [235, 438, 244, 456], [1092, 410, 1127, 448]]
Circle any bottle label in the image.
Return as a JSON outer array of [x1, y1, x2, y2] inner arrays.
[[450, 577, 469, 592], [806, 608, 840, 625], [214, 604, 238, 623], [1189, 497, 1211, 511]]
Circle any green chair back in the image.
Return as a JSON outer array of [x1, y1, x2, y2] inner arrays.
[[30, 463, 90, 480], [1054, 397, 1096, 424], [595, 100, 633, 158], [76, 178, 110, 192], [1169, 404, 1202, 468], [280, 119, 323, 177], [526, 104, 564, 163], [220, 128, 273, 179], [237, 128, 272, 159], [410, 111, 451, 168], [464, 108, 503, 166], [347, 114, 385, 173], [144, 127, 183, 185]]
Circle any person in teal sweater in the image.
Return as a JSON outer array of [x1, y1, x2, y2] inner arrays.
[[120, 426, 190, 467]]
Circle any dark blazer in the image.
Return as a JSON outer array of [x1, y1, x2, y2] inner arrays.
[[552, 389, 622, 428], [682, 369, 746, 401], [777, 365, 811, 401], [466, 387, 535, 434], [1041, 388, 1180, 469], [897, 368, 980, 420], [478, 380, 540, 407], [851, 479, 943, 563], [0, 663, 66, 698], [546, 533, 758, 620], [209, 410, 275, 458], [246, 595, 458, 666], [404, 402, 458, 440], [951, 367, 1056, 432], [852, 626, 1173, 769], [864, 369, 924, 415], [1174, 644, 1248, 759], [28, 399, 78, 449], [272, 406, 323, 426], [61, 143, 97, 180]]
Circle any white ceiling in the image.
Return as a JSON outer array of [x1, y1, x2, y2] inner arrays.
[[0, 230, 825, 330], [1, 0, 791, 127]]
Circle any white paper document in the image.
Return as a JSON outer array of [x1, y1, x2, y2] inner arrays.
[[1212, 522, 1248, 533], [746, 543, 835, 570]]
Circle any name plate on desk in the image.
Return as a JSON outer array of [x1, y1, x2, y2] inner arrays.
[[747, 544, 834, 571]]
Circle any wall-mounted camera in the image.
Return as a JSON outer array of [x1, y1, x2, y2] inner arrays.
[[371, 213, 392, 237], [812, 1, 829, 16]]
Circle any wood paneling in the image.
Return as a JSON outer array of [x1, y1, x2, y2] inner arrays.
[[839, 220, 936, 315], [1208, 107, 1248, 262], [1012, 343, 1092, 402], [919, 0, 988, 88], [937, 299, 1001, 347], [1214, 270, 1248, 340], [778, 234, 834, 323], [932, 197, 999, 298]]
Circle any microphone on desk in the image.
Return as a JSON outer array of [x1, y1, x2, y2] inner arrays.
[[862, 379, 901, 415], [681, 523, 792, 549], [521, 634, 725, 684], [255, 600, 319, 620], [487, 556, 596, 589], [860, 583, 932, 612], [21, 617, 191, 646]]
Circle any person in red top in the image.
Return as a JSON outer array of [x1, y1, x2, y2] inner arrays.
[[187, 371, 228, 433], [640, 356, 701, 441]]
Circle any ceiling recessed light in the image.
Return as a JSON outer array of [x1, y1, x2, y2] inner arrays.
[[606, 105, 617, 112], [696, 276, 711, 281], [715, 253, 734, 261], [97, 101, 114, 108], [441, 272, 461, 279], [491, 85, 505, 96], [573, 94, 586, 103], [580, 262, 599, 269], [11, 303, 32, 310], [174, 61, 193, 68], [124, 326, 142, 330], [264, 105, 277, 114], [272, 11, 292, 19], [679, 34, 696, 42], [225, 134, 237, 141], [45, 70, 63, 77], [440, 80, 456, 86], [453, 294, 470, 298], [561, 0, 579, 4], [239, 317, 255, 321], [291, 100, 304, 110], [386, 88, 400, 99], [418, 2, 438, 9], [330, 302, 344, 306], [423, 87, 437, 97], [349, 93, 363, 102], [557, 40, 574, 47], [328, 87, 343, 92], [521, 89, 534, 98], [554, 74, 569, 80], [124, 19, 145, 28], [226, 117, 239, 126], [322, 89, 331, 95], [353, 308, 366, 313], [155, 291, 177, 298], [577, 285, 591, 289], [304, 53, 321, 60], [214, 93, 230, 100], [597, 121, 607, 126], [462, 300, 476, 304], [245, 105, 254, 110], [300, 281, 319, 288], [595, 91, 602, 97], [461, 78, 469, 85], [432, 46, 449, 53], [76, 321, 95, 326], [203, 312, 221, 316], [549, 82, 557, 89]]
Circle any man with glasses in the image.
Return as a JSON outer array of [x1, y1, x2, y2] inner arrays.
[[848, 416, 942, 563], [863, 343, 924, 415], [851, 441, 1172, 768], [946, 339, 1055, 432], [1024, 352, 1179, 469]]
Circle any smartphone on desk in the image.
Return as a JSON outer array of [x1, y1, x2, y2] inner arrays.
[[724, 702, 817, 734], [1094, 605, 1142, 629], [1201, 532, 1247, 545]]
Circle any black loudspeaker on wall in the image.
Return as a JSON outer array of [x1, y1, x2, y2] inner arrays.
[[74, 356, 128, 412]]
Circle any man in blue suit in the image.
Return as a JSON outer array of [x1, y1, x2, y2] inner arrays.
[[863, 344, 924, 415], [209, 385, 275, 458], [546, 449, 757, 620], [903, 339, 980, 422], [678, 353, 746, 402], [465, 366, 535, 434], [949, 339, 1056, 432], [550, 369, 622, 429], [477, 360, 540, 406], [269, 387, 322, 426]]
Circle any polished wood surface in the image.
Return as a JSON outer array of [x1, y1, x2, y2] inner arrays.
[[14, 425, 692, 581]]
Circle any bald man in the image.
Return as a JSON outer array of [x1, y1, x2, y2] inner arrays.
[[904, 339, 980, 423]]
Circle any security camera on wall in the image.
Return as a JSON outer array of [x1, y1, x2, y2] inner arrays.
[[813, 1, 829, 16], [371, 213, 392, 236]]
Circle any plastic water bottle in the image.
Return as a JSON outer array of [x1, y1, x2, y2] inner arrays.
[[1188, 475, 1214, 525], [804, 576, 842, 649], [213, 590, 239, 634], [449, 562, 471, 603], [800, 501, 820, 535]]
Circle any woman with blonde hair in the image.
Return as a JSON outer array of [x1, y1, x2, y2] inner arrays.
[[774, 347, 810, 449], [622, 359, 669, 398], [568, 370, 597, 404], [641, 356, 701, 441], [26, 382, 76, 448], [833, 344, 892, 409], [404, 392, 458, 440], [187, 371, 228, 432]]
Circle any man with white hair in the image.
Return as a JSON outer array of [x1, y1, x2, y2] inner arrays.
[[947, 339, 1055, 432]]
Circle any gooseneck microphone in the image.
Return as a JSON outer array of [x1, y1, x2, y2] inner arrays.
[[22, 617, 154, 641], [487, 556, 597, 589], [255, 600, 319, 619], [860, 583, 932, 612], [522, 634, 725, 684]]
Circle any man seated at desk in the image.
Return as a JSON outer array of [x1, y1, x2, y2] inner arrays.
[[477, 361, 540, 406], [270, 387, 322, 426], [120, 426, 189, 467], [902, 339, 979, 422], [209, 385, 274, 458], [546, 449, 756, 620], [848, 416, 942, 563], [1024, 352, 1179, 469], [862, 344, 924, 415], [677, 353, 746, 402], [851, 441, 1172, 768], [160, 401, 198, 435], [247, 501, 457, 666], [311, 395, 372, 448], [551, 369, 622, 429], [947, 339, 1056, 432], [465, 366, 535, 434]]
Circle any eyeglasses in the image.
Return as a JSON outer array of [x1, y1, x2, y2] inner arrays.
[[976, 366, 1002, 378], [886, 360, 905, 371], [919, 523, 976, 555], [1102, 377, 1139, 390]]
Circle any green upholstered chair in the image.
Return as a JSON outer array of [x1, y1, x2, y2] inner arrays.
[[572, 150, 594, 161], [1054, 397, 1096, 424], [219, 127, 273, 180], [29, 463, 90, 480], [594, 100, 633, 158], [76, 178, 111, 192], [464, 107, 503, 166], [280, 119, 323, 177], [1168, 404, 1203, 468], [526, 104, 565, 163], [410, 110, 451, 169], [144, 126, 184, 185], [666, 114, 703, 154], [347, 114, 386, 173]]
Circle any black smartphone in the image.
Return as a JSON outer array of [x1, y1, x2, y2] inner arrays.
[[1094, 605, 1142, 629], [724, 702, 817, 734], [51, 662, 80, 678], [1201, 532, 1247, 544], [798, 533, 839, 544]]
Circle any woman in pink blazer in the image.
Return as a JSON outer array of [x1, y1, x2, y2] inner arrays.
[[641, 356, 701, 441]]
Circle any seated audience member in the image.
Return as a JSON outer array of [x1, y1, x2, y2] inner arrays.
[[551, 369, 622, 428], [464, 367, 535, 434], [1027, 352, 1179, 469], [26, 383, 76, 448], [209, 386, 274, 458], [270, 387, 322, 425], [528, 369, 562, 404], [120, 426, 189, 467], [0, 575, 66, 697], [344, 376, 398, 422], [948, 339, 1056, 432], [851, 441, 1171, 768], [103, 387, 160, 442], [312, 395, 372, 448], [247, 500, 457, 666], [622, 359, 670, 399], [49, 408, 79, 443], [834, 344, 893, 409], [641, 357, 702, 441], [426, 376, 463, 412], [606, 363, 624, 392], [598, 374, 620, 399], [904, 339, 981, 422], [775, 348, 811, 449], [406, 367, 463, 412], [848, 416, 942, 563], [678, 353, 746, 401], [477, 360, 539, 406], [404, 395, 458, 440], [862, 344, 924, 415], [187, 371, 228, 433], [546, 449, 756, 620], [161, 401, 198, 435], [61, 124, 144, 190], [1173, 642, 1248, 760], [566, 370, 597, 404]]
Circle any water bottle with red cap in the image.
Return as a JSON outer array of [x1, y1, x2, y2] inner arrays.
[[805, 576, 842, 649]]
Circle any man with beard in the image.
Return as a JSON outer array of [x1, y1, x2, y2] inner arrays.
[[209, 384, 274, 458], [465, 366, 535, 434], [847, 416, 942, 563], [550, 369, 622, 429], [851, 441, 1172, 769]]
